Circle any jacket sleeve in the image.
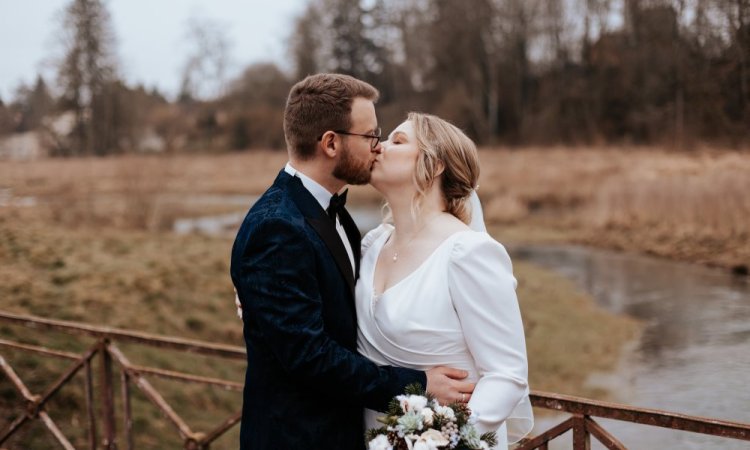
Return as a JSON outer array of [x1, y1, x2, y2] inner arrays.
[[234, 217, 425, 411]]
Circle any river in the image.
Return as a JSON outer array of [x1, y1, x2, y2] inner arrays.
[[510, 244, 750, 449]]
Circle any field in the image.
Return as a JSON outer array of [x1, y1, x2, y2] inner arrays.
[[2, 147, 746, 270], [4, 146, 746, 448]]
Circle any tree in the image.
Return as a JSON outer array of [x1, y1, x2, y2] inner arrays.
[[56, 0, 118, 155], [178, 16, 232, 102], [0, 95, 14, 136], [289, 0, 388, 87], [14, 76, 54, 133], [219, 63, 291, 150]]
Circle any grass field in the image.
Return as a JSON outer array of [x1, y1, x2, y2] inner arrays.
[[2, 147, 745, 269]]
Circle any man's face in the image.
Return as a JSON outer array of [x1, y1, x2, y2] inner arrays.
[[332, 97, 381, 185]]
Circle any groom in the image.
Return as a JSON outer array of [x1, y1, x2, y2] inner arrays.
[[230, 73, 472, 449]]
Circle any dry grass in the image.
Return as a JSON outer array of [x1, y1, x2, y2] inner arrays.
[[0, 212, 243, 448], [477, 147, 750, 270], [0, 151, 291, 230]]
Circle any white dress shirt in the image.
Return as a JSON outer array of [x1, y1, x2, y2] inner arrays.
[[284, 163, 356, 274]]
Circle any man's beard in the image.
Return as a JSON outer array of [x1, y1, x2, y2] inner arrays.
[[333, 144, 372, 185]]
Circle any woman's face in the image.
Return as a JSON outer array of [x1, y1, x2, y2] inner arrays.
[[370, 120, 419, 192]]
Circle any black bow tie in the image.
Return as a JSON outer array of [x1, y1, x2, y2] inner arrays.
[[326, 189, 348, 222]]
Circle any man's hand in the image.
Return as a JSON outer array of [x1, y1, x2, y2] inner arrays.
[[425, 366, 475, 405]]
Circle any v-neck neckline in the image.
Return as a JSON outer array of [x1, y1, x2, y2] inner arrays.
[[370, 227, 472, 299]]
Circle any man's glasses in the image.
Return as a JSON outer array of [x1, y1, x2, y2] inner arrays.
[[318, 128, 382, 150]]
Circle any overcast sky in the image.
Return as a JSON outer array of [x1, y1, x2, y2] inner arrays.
[[0, 0, 307, 100]]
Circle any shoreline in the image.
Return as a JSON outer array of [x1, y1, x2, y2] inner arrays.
[[492, 223, 749, 277]]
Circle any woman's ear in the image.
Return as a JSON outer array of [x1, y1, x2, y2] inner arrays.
[[434, 160, 445, 177], [319, 131, 338, 158]]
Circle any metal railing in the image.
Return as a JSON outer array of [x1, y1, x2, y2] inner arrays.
[[0, 311, 244, 449], [1, 310, 749, 449], [517, 392, 750, 449]]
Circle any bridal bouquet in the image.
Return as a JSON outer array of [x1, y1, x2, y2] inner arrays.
[[366, 384, 497, 450]]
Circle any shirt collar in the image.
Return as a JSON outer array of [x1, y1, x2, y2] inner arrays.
[[284, 162, 336, 210]]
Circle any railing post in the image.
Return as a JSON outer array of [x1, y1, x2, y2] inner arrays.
[[121, 371, 133, 450], [573, 414, 591, 450], [84, 359, 98, 450], [100, 339, 117, 449]]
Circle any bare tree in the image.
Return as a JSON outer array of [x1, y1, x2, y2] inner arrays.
[[284, 0, 748, 146], [56, 0, 118, 155], [290, 3, 323, 79], [12, 76, 54, 132], [178, 15, 232, 102]]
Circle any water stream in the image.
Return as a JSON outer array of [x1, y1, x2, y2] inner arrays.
[[510, 245, 750, 449]]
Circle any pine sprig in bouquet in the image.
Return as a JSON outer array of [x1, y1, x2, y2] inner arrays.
[[366, 384, 498, 450]]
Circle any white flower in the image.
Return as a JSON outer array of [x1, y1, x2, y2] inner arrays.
[[412, 440, 434, 450], [404, 434, 418, 450], [398, 394, 429, 413], [368, 434, 393, 450], [420, 429, 449, 446], [460, 424, 481, 448], [397, 411, 424, 434], [434, 405, 455, 420], [420, 407, 435, 426]]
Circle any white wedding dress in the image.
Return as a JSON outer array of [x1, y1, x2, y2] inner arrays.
[[356, 220, 534, 449]]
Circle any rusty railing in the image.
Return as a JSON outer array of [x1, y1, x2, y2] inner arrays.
[[0, 310, 244, 449], [1, 310, 749, 449], [516, 391, 750, 449]]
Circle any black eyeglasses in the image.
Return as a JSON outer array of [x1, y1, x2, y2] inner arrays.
[[318, 128, 382, 150]]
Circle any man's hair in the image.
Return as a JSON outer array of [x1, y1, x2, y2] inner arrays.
[[283, 73, 379, 159]]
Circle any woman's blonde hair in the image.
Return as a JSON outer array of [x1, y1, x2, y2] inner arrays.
[[402, 112, 480, 224]]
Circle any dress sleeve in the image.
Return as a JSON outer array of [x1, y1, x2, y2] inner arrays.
[[448, 232, 533, 441]]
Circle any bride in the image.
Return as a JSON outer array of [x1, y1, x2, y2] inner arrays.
[[357, 112, 533, 448]]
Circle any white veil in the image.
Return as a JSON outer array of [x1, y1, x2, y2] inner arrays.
[[468, 190, 487, 232]]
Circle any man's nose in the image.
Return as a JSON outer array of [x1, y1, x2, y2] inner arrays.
[[372, 141, 384, 154]]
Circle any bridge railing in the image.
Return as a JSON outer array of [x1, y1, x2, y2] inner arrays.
[[1, 310, 748, 449], [0, 310, 244, 449], [517, 392, 750, 449]]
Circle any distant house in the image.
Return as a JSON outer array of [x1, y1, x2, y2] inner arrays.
[[0, 112, 76, 160], [136, 128, 166, 153], [0, 131, 46, 160]]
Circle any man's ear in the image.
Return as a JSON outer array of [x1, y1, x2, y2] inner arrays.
[[319, 131, 338, 158]]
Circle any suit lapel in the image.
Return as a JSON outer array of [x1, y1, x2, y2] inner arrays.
[[283, 172, 356, 294], [338, 207, 361, 280]]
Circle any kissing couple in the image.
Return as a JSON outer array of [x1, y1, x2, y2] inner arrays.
[[230, 73, 533, 449]]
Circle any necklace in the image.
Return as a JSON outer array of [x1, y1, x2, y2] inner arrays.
[[389, 213, 442, 262]]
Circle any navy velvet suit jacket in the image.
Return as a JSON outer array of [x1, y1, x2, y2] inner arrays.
[[230, 170, 426, 449]]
